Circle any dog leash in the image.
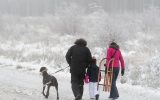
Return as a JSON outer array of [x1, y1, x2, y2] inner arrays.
[[51, 66, 69, 74]]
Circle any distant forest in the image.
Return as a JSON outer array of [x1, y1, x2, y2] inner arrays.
[[0, 0, 159, 16]]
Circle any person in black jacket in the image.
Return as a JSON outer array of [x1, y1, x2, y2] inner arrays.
[[87, 57, 100, 100], [65, 38, 92, 100]]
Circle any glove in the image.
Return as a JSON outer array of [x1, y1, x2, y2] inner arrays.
[[121, 69, 125, 76]]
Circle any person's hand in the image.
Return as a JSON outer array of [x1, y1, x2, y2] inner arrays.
[[84, 74, 89, 83], [121, 69, 125, 76]]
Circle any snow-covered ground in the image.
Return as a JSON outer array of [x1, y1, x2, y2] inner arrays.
[[0, 66, 160, 100]]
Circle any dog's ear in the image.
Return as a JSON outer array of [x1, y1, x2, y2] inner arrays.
[[40, 67, 43, 72], [40, 67, 47, 72]]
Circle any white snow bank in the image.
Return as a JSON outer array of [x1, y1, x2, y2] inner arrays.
[[0, 66, 160, 100]]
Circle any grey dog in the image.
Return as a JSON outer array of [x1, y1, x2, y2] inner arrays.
[[40, 67, 59, 100]]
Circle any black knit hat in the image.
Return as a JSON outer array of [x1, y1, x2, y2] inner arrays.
[[91, 56, 96, 64]]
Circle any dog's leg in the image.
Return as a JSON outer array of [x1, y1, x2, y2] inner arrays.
[[55, 85, 59, 100], [45, 85, 51, 98], [42, 86, 46, 96]]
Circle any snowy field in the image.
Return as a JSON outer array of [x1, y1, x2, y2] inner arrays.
[[0, 66, 160, 100]]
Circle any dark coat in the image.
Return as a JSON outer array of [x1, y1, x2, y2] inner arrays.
[[87, 63, 99, 82], [66, 45, 92, 75]]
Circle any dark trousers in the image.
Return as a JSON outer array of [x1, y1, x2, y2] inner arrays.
[[109, 68, 119, 98], [71, 73, 85, 99]]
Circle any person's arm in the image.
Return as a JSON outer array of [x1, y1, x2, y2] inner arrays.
[[65, 46, 73, 66], [119, 50, 124, 69], [85, 66, 90, 83], [87, 47, 92, 66], [119, 50, 125, 76], [86, 65, 90, 76]]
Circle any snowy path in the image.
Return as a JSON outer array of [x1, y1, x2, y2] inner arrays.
[[0, 66, 160, 100]]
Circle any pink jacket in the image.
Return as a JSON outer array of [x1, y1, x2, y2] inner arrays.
[[106, 48, 125, 69]]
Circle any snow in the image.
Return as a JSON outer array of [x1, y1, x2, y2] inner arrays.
[[0, 66, 160, 100], [0, 1, 160, 100]]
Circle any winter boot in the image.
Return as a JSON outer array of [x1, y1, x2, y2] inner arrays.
[[95, 94, 99, 100]]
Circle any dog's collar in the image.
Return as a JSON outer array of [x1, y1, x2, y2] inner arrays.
[[41, 69, 47, 73]]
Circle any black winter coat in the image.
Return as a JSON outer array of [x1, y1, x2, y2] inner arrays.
[[87, 63, 99, 82], [66, 45, 92, 75]]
